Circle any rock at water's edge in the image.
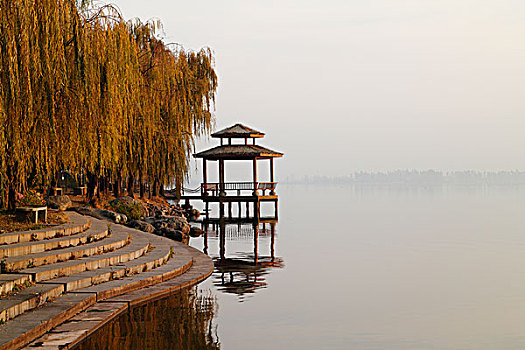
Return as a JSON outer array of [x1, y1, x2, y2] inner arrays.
[[128, 220, 155, 233]]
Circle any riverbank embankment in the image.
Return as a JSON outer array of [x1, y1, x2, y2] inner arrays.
[[0, 209, 212, 350]]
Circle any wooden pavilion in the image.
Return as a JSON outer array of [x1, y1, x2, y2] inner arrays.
[[182, 123, 283, 222]]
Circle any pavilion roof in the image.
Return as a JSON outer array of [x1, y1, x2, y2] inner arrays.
[[211, 123, 265, 138], [195, 144, 283, 159]]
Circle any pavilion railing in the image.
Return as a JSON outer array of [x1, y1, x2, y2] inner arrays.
[[201, 182, 278, 196]]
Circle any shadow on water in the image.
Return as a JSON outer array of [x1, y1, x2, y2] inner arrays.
[[74, 288, 220, 350], [203, 222, 284, 300]]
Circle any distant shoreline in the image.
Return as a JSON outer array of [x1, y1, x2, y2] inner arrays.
[[282, 170, 525, 186]]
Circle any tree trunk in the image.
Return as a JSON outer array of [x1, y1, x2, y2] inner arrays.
[[86, 172, 99, 203], [152, 179, 158, 197], [49, 172, 59, 196], [99, 176, 106, 195], [139, 171, 145, 199], [175, 174, 182, 199], [96, 176, 101, 199], [127, 174, 135, 198], [7, 183, 17, 212], [104, 177, 110, 196], [114, 172, 122, 198], [159, 183, 165, 197]]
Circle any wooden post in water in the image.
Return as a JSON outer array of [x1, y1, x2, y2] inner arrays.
[[202, 159, 208, 196], [270, 223, 275, 261], [219, 221, 226, 260], [253, 223, 259, 265], [203, 222, 209, 255]]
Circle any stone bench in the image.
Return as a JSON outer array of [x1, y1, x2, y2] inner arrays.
[[15, 207, 47, 224]]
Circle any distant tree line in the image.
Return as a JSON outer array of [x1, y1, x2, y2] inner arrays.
[[0, 0, 217, 210], [284, 170, 525, 186]]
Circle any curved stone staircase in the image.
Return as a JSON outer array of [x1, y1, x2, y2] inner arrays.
[[0, 212, 213, 350]]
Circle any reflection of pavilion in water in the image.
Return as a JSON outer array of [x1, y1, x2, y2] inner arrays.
[[199, 219, 284, 300]]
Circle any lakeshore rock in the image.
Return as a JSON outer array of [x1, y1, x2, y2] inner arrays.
[[161, 227, 189, 244], [46, 195, 72, 211], [167, 216, 191, 234], [110, 196, 148, 218], [98, 209, 127, 223], [128, 220, 155, 233], [145, 201, 185, 217], [78, 197, 197, 246], [187, 208, 200, 221], [189, 227, 204, 237]]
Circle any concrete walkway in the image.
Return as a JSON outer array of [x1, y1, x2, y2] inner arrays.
[[0, 212, 213, 350]]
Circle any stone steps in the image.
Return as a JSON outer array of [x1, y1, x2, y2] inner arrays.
[[52, 242, 194, 301], [19, 245, 213, 350], [0, 284, 64, 323], [0, 239, 171, 324], [0, 224, 175, 324], [40, 236, 177, 292], [0, 213, 89, 245], [1, 227, 131, 273], [0, 221, 109, 259], [0, 212, 212, 350], [18, 227, 149, 283], [0, 275, 32, 296]]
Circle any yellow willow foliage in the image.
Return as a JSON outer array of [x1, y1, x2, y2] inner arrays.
[[0, 0, 78, 207], [0, 1, 216, 209], [130, 20, 217, 186]]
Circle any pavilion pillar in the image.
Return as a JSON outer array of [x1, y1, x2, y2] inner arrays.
[[219, 159, 225, 196], [202, 159, 208, 196], [203, 159, 207, 183], [219, 159, 225, 218], [252, 158, 258, 196], [270, 158, 275, 195]]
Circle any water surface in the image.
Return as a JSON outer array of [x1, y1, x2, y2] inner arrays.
[[192, 184, 525, 350], [80, 184, 525, 349]]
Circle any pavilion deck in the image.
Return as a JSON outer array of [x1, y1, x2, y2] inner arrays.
[[178, 182, 278, 201], [176, 182, 279, 221]]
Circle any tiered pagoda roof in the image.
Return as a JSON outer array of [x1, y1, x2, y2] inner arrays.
[[196, 123, 283, 160], [211, 123, 265, 138]]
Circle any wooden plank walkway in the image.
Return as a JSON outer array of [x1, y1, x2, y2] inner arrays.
[[0, 212, 213, 350]]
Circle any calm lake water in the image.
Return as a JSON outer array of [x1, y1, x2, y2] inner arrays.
[[79, 184, 525, 349]]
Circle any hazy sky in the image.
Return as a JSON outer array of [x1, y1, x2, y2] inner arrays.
[[110, 0, 525, 179]]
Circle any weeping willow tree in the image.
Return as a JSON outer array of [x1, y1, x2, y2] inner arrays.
[[0, 0, 217, 210]]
